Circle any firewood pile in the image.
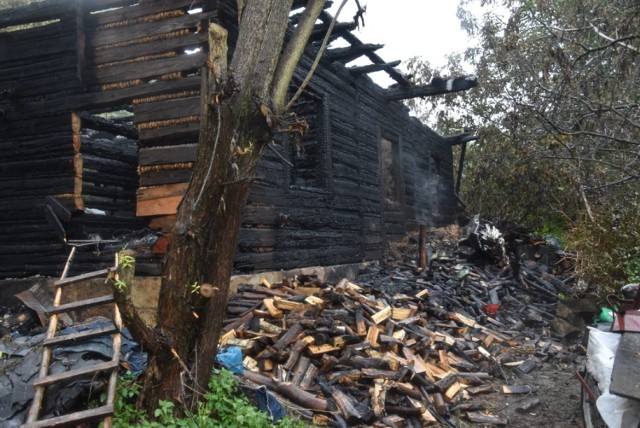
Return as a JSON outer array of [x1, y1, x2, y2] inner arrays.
[[221, 230, 579, 426]]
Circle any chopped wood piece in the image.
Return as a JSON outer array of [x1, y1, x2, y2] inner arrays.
[[392, 382, 423, 400], [291, 356, 310, 386], [316, 354, 338, 376], [283, 339, 310, 371], [415, 289, 430, 299], [402, 347, 428, 374], [259, 319, 283, 335], [366, 325, 380, 347], [354, 308, 367, 336], [435, 374, 458, 392], [219, 329, 236, 346], [305, 295, 325, 307], [515, 398, 541, 413], [276, 383, 328, 411], [466, 412, 508, 425], [385, 405, 422, 417], [297, 286, 323, 296], [299, 363, 318, 390], [444, 382, 463, 401], [371, 379, 387, 418], [312, 414, 332, 426], [432, 392, 448, 416], [243, 356, 258, 372], [391, 307, 413, 320], [350, 356, 391, 370], [467, 384, 494, 395], [331, 388, 369, 424], [361, 368, 400, 380], [263, 298, 283, 318], [371, 306, 392, 324], [307, 344, 341, 355], [273, 323, 303, 351], [273, 296, 308, 312], [502, 385, 534, 394]]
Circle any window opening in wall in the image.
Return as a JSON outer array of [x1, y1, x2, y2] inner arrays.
[[380, 136, 401, 207]]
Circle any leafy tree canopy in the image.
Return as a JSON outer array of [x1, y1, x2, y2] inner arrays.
[[406, 0, 640, 291]]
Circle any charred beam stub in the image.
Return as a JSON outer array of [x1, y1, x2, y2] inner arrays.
[[386, 75, 478, 101], [445, 131, 479, 146], [326, 43, 384, 64], [78, 111, 138, 140], [309, 21, 357, 42], [348, 60, 402, 76]]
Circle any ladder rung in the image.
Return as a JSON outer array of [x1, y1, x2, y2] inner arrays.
[[54, 268, 113, 288], [21, 404, 114, 428], [44, 325, 117, 347], [33, 361, 118, 387], [48, 294, 114, 315]]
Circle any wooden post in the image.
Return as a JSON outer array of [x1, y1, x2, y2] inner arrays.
[[455, 141, 467, 195], [418, 225, 428, 272]]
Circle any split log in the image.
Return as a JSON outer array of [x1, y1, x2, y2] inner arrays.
[[276, 383, 328, 411], [331, 388, 369, 424]]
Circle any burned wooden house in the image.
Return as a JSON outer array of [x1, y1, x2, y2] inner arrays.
[[0, 0, 476, 279]]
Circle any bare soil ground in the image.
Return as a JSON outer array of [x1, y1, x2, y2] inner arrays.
[[474, 361, 584, 427]]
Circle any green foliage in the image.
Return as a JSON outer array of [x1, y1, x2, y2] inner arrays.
[[626, 259, 640, 283], [105, 372, 146, 428], [110, 369, 309, 428], [190, 281, 201, 294], [119, 254, 135, 269], [114, 279, 128, 292], [569, 201, 640, 296], [406, 0, 640, 297]]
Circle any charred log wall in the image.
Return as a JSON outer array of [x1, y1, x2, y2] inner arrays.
[[0, 0, 455, 279], [0, 0, 216, 278]]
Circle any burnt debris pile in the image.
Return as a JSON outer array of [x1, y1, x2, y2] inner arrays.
[[222, 224, 585, 426]]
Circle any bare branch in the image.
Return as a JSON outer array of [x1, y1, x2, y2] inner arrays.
[[285, 0, 349, 112], [272, 0, 326, 112], [589, 21, 639, 53]]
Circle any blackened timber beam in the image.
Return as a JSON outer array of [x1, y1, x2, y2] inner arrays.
[[445, 132, 479, 146], [310, 21, 357, 42], [385, 75, 478, 101], [320, 11, 411, 87], [326, 43, 384, 64], [7, 76, 201, 118], [79, 112, 138, 139], [349, 60, 401, 76], [0, 0, 73, 27]]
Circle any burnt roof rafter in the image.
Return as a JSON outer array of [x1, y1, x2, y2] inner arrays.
[[348, 60, 401, 76], [326, 43, 383, 63], [309, 20, 357, 42], [385, 75, 479, 101], [314, 10, 478, 98], [318, 11, 412, 87]]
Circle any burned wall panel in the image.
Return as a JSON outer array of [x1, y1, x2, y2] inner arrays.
[[0, 0, 457, 278]]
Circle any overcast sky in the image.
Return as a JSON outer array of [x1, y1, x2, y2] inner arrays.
[[328, 1, 474, 86]]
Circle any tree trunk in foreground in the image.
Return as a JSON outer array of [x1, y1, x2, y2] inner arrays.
[[122, 0, 329, 413]]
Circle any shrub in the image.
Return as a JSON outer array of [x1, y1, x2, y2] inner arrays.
[[108, 369, 309, 428]]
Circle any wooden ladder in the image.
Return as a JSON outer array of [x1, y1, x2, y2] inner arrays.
[[22, 248, 123, 428]]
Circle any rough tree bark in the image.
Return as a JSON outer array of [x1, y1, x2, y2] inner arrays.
[[112, 0, 331, 414]]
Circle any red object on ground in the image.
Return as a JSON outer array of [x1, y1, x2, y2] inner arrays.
[[483, 304, 500, 316]]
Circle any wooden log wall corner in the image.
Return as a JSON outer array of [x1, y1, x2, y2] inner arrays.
[[0, 0, 465, 279], [0, 0, 216, 278]]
